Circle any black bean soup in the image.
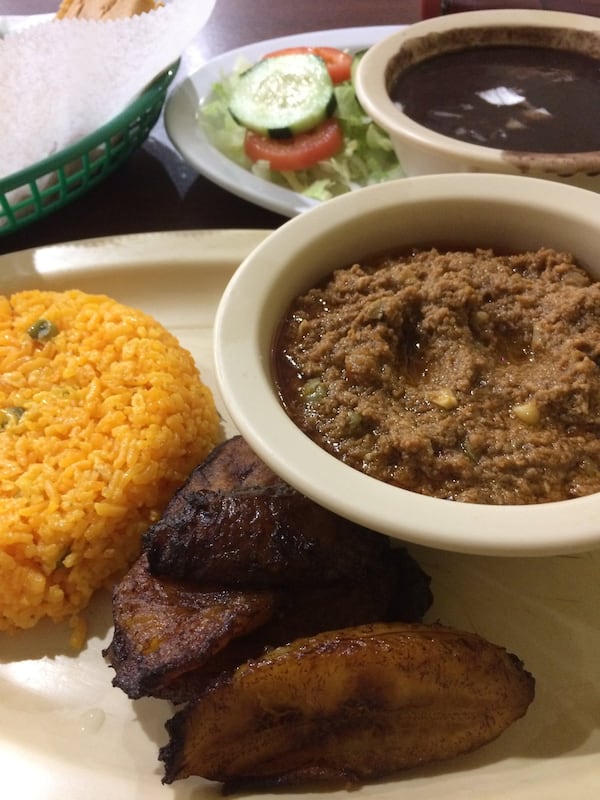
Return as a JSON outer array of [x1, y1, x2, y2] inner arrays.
[[390, 45, 600, 152]]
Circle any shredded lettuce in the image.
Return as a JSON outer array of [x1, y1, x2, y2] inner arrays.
[[198, 54, 404, 200]]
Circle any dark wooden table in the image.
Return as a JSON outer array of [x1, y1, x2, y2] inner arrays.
[[0, 1, 423, 255]]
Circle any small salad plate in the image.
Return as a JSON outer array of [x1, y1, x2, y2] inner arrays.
[[164, 25, 403, 217]]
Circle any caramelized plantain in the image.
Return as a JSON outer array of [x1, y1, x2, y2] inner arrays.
[[259, 546, 432, 636], [106, 435, 533, 791], [105, 553, 276, 700], [173, 435, 281, 493], [105, 436, 284, 701], [160, 622, 535, 791], [105, 435, 432, 703], [106, 547, 432, 704], [144, 483, 395, 589]]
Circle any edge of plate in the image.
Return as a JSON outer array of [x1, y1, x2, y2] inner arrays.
[[0, 229, 271, 292]]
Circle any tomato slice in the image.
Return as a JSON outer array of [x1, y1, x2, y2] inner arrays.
[[244, 118, 344, 171], [263, 46, 353, 84]]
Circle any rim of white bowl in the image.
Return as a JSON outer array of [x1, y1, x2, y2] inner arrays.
[[214, 173, 600, 557], [354, 9, 600, 169]]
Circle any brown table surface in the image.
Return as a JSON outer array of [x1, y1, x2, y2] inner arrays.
[[0, 1, 423, 255]]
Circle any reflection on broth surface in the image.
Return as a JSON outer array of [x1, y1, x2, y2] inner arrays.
[[390, 45, 600, 152]]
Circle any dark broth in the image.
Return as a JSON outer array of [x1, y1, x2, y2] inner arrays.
[[390, 45, 600, 153]]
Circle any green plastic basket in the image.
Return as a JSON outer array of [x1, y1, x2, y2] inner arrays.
[[0, 62, 178, 236]]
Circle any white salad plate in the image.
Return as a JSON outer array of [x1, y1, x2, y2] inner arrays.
[[0, 230, 599, 799], [164, 26, 402, 217]]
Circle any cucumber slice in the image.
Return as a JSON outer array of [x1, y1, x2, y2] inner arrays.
[[229, 53, 336, 138]]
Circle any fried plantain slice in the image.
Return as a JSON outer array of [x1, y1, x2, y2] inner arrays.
[[163, 435, 282, 496], [138, 578, 403, 705], [143, 434, 397, 589], [107, 434, 431, 704], [160, 622, 535, 790], [143, 482, 395, 588], [106, 545, 432, 704], [104, 436, 283, 701], [258, 546, 432, 638], [104, 553, 277, 700]]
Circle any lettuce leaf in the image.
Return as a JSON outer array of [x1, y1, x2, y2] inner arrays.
[[198, 54, 404, 201]]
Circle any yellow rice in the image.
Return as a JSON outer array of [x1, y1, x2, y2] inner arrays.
[[0, 289, 220, 642]]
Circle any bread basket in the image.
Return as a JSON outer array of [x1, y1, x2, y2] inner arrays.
[[0, 62, 178, 236]]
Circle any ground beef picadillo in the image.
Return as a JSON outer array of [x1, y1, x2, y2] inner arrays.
[[274, 247, 600, 505]]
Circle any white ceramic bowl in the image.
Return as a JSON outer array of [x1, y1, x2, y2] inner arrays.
[[213, 173, 600, 557], [354, 9, 600, 191]]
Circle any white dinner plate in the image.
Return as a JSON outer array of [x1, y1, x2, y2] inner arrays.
[[164, 26, 402, 217], [0, 230, 599, 800]]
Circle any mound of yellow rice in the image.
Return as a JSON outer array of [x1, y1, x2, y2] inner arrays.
[[0, 289, 220, 642]]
